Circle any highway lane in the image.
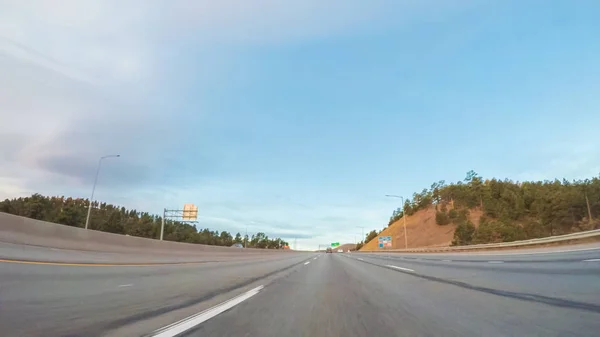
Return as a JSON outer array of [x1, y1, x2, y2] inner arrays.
[[0, 252, 314, 337], [357, 247, 600, 305], [2, 247, 600, 336], [182, 252, 600, 337]]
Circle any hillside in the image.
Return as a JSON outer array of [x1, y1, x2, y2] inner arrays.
[[360, 171, 599, 251], [361, 205, 483, 251], [336, 243, 357, 252]]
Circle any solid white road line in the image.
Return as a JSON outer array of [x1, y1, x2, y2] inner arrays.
[[583, 258, 600, 262], [488, 261, 504, 264], [151, 285, 264, 337], [118, 284, 133, 287], [304, 261, 310, 265], [386, 265, 415, 272]]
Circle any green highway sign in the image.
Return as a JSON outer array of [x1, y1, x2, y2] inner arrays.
[[331, 242, 340, 247]]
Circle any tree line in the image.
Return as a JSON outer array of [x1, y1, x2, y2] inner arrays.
[[0, 194, 289, 249], [376, 171, 600, 247]]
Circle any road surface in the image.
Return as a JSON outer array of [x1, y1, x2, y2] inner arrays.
[[1, 243, 600, 336]]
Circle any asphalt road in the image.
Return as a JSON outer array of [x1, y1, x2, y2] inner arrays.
[[2, 245, 600, 336], [0, 249, 312, 337]]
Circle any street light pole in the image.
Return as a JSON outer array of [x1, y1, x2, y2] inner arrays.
[[385, 194, 408, 249], [85, 155, 120, 230], [357, 226, 364, 242]]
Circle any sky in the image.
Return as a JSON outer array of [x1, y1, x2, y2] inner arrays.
[[1, 0, 600, 250]]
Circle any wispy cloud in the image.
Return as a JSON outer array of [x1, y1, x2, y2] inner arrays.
[[0, 0, 414, 249], [2, 1, 599, 250]]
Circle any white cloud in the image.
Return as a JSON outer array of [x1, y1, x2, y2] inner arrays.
[[0, 0, 417, 250], [0, 0, 502, 250], [516, 141, 600, 183]]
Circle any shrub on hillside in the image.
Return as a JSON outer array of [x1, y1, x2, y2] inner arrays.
[[458, 209, 470, 222], [364, 230, 378, 244], [498, 222, 527, 242], [473, 218, 527, 244], [452, 220, 476, 246], [448, 209, 458, 220], [472, 218, 499, 244], [435, 211, 451, 226]]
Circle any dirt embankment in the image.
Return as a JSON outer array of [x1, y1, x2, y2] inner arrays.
[[361, 205, 483, 251], [336, 243, 358, 252]]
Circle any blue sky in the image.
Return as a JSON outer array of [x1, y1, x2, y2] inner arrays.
[[1, 1, 599, 250]]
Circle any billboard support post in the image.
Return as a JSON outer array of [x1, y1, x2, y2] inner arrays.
[[160, 204, 198, 241], [160, 208, 165, 241]]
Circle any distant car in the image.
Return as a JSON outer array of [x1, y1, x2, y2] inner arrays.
[[326, 247, 332, 253], [231, 243, 244, 248]]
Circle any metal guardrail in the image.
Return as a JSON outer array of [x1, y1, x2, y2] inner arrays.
[[362, 229, 600, 253]]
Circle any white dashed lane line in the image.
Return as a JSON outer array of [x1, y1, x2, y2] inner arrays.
[[150, 285, 264, 337], [304, 261, 310, 265], [118, 284, 133, 287], [488, 261, 504, 264], [583, 258, 600, 262], [386, 265, 415, 272]]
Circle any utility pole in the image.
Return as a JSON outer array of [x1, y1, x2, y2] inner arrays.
[[403, 204, 408, 249], [294, 238, 297, 250]]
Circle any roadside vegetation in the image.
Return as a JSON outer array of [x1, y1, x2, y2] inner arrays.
[[0, 195, 289, 249], [364, 171, 600, 247]]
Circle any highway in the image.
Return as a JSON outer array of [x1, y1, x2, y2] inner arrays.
[[2, 243, 600, 336]]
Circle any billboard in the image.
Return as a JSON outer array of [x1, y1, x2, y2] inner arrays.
[[182, 204, 198, 221], [378, 236, 392, 248]]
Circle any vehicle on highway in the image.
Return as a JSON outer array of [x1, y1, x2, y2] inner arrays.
[[326, 247, 332, 253]]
